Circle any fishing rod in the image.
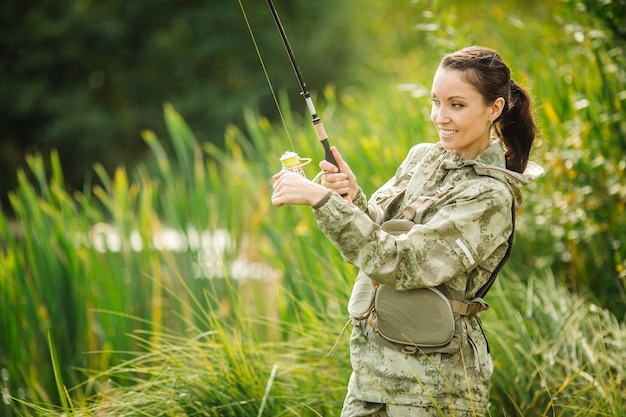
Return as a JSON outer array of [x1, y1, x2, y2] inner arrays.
[[266, 0, 340, 171]]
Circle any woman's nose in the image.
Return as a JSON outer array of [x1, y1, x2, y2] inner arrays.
[[433, 108, 449, 124]]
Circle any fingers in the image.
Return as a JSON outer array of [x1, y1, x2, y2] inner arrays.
[[320, 171, 349, 188], [272, 168, 291, 180], [272, 170, 299, 191], [319, 159, 338, 174], [271, 170, 325, 207], [271, 172, 294, 207], [315, 146, 357, 198], [319, 146, 350, 173], [316, 173, 347, 198], [330, 146, 347, 169], [270, 190, 285, 207]]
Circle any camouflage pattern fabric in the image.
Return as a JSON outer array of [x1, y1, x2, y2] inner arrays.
[[313, 140, 543, 415], [341, 389, 479, 416]]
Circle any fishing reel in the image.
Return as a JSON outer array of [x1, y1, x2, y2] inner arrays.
[[279, 151, 310, 177], [279, 151, 326, 183]]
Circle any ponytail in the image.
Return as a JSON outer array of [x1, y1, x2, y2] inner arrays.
[[498, 81, 536, 173]]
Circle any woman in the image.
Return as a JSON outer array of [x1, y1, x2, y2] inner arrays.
[[271, 46, 543, 417]]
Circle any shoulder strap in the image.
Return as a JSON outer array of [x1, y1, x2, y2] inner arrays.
[[475, 203, 516, 299]]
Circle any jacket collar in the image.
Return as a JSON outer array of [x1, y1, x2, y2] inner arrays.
[[436, 139, 544, 206]]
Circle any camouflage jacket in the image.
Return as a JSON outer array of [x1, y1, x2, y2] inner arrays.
[[313, 139, 542, 411]]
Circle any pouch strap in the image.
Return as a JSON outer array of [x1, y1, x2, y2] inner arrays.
[[327, 319, 352, 358], [399, 182, 456, 223], [449, 297, 490, 316], [463, 315, 487, 378]]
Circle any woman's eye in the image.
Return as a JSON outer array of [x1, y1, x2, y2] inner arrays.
[[452, 103, 464, 108], [431, 98, 440, 105]]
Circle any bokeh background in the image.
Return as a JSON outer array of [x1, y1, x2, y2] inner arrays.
[[1, 0, 625, 416]]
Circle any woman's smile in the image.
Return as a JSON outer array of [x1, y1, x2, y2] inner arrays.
[[438, 128, 458, 138]]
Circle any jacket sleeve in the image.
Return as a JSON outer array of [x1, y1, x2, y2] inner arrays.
[[313, 181, 513, 291], [337, 143, 433, 221]]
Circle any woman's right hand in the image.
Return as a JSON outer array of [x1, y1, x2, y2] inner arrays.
[[319, 146, 359, 201]]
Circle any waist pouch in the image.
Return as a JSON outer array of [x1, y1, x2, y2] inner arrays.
[[345, 219, 488, 355], [373, 284, 458, 354], [347, 273, 464, 355]]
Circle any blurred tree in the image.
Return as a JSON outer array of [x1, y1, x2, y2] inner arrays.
[[0, 0, 363, 208], [577, 0, 626, 43]]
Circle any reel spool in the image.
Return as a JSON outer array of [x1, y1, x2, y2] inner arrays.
[[280, 151, 311, 177]]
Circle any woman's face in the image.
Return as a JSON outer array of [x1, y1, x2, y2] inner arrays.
[[430, 68, 503, 160]]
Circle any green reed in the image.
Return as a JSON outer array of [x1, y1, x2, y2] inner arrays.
[[3, 100, 624, 416], [2, 0, 625, 415], [486, 266, 626, 416], [10, 253, 623, 416]]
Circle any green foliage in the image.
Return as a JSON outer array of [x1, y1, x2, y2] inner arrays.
[[487, 270, 626, 416], [509, 4, 626, 316], [0, 0, 363, 206], [1, 100, 623, 416], [1, 0, 626, 416], [568, 0, 626, 43]]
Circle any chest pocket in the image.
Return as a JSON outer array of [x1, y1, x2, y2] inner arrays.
[[368, 173, 413, 224]]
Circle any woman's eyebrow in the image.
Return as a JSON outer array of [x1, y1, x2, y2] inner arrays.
[[430, 92, 468, 100]]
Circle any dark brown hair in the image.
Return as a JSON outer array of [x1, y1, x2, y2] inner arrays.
[[439, 46, 536, 173]]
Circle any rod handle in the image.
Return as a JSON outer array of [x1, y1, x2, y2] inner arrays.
[[313, 118, 338, 168], [315, 119, 347, 198]]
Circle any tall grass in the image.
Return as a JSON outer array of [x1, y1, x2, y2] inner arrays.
[[9, 254, 625, 416], [487, 270, 625, 416], [4, 100, 625, 416], [1, 0, 625, 415]]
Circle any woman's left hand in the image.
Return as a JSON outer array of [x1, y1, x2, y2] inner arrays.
[[319, 146, 359, 201], [271, 170, 330, 207]]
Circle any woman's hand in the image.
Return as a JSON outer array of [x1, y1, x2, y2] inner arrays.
[[319, 146, 359, 201], [271, 170, 330, 207]]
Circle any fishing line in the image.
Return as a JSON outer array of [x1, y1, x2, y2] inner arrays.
[[237, 0, 295, 152]]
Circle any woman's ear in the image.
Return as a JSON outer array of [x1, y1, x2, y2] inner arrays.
[[491, 97, 506, 122]]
